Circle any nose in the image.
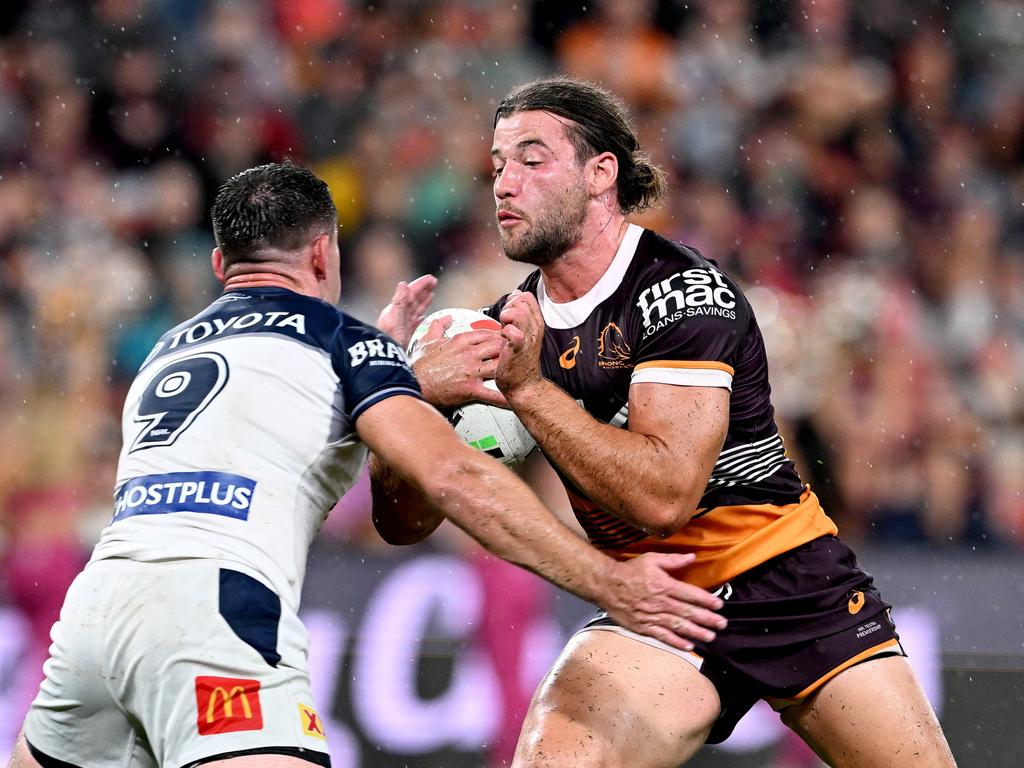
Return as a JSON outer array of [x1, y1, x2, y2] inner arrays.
[[494, 164, 519, 200]]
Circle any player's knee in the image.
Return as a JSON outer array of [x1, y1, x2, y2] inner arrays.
[[513, 709, 612, 768], [513, 732, 615, 768], [514, 709, 711, 768]]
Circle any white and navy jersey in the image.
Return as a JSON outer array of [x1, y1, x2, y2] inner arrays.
[[485, 225, 837, 589], [91, 287, 421, 610]]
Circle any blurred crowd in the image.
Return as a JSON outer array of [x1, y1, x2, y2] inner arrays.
[[1, 0, 1023, 608], [1, 1, 1021, 764]]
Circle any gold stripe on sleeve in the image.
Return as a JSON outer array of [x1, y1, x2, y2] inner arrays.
[[634, 360, 735, 376]]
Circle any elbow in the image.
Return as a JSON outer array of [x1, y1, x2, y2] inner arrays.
[[373, 519, 435, 546], [636, 496, 698, 539], [368, 466, 444, 545], [643, 514, 686, 540], [370, 502, 443, 546], [373, 520, 413, 546]]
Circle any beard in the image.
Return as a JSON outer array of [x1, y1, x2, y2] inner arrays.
[[497, 185, 589, 267]]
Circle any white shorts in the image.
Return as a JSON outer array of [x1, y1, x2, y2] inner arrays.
[[23, 558, 330, 767]]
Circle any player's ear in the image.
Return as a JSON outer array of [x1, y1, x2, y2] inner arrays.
[[586, 151, 618, 200], [310, 232, 330, 282], [211, 248, 226, 284]]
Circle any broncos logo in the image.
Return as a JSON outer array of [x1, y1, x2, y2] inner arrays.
[[598, 322, 630, 362]]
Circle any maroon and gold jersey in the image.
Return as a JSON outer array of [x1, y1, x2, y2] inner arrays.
[[485, 225, 837, 588]]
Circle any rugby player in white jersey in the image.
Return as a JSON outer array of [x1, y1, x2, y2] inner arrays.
[[9, 162, 726, 768], [375, 79, 958, 767]]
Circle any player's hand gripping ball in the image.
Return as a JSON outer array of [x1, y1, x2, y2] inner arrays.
[[408, 308, 537, 465]]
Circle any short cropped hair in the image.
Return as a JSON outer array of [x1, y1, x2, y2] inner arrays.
[[494, 77, 667, 214], [211, 162, 337, 268]]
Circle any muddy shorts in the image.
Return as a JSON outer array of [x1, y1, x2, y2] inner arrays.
[[24, 558, 330, 768], [581, 535, 904, 744]]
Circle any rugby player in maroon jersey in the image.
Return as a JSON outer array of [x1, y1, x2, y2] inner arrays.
[[371, 77, 957, 768]]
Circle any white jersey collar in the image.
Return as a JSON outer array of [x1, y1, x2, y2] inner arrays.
[[538, 223, 644, 329]]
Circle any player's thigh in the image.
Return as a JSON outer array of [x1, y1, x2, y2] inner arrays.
[[782, 655, 956, 768], [8, 735, 40, 768], [513, 628, 720, 768], [20, 563, 147, 768]]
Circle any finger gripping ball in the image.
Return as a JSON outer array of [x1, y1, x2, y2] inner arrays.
[[408, 308, 537, 465]]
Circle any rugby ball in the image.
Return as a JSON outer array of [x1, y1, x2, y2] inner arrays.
[[408, 308, 537, 465]]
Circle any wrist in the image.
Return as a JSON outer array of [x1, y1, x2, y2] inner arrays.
[[585, 551, 620, 607], [412, 364, 449, 408], [502, 375, 547, 409]]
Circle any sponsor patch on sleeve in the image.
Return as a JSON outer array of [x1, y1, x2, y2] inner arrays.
[[636, 266, 738, 338], [347, 338, 411, 368]]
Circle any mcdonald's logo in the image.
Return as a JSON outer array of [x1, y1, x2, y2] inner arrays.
[[195, 676, 264, 735]]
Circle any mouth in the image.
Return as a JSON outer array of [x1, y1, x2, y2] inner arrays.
[[497, 210, 525, 228]]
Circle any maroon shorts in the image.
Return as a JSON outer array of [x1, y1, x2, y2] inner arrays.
[[584, 535, 904, 744]]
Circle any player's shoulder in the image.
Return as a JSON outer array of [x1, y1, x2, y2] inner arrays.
[[334, 309, 382, 340], [631, 229, 734, 281], [627, 229, 744, 296], [334, 311, 405, 354], [627, 229, 749, 337], [142, 288, 345, 370], [332, 311, 413, 375]]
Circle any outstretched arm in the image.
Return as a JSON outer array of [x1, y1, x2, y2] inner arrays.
[[360, 394, 726, 651]]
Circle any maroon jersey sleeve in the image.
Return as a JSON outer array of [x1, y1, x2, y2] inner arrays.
[[631, 263, 750, 390]]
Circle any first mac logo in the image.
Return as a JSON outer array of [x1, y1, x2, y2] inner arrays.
[[636, 267, 737, 338], [195, 676, 263, 735]]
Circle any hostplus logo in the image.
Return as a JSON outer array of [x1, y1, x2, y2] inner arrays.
[[636, 267, 737, 338]]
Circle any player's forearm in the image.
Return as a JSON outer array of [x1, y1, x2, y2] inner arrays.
[[429, 451, 612, 605], [369, 454, 444, 545], [505, 379, 703, 537]]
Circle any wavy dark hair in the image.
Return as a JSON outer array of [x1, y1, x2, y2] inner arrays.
[[211, 162, 337, 269], [494, 77, 667, 214]]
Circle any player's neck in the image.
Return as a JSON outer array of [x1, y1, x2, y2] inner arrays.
[[540, 215, 630, 303], [221, 269, 322, 300]]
